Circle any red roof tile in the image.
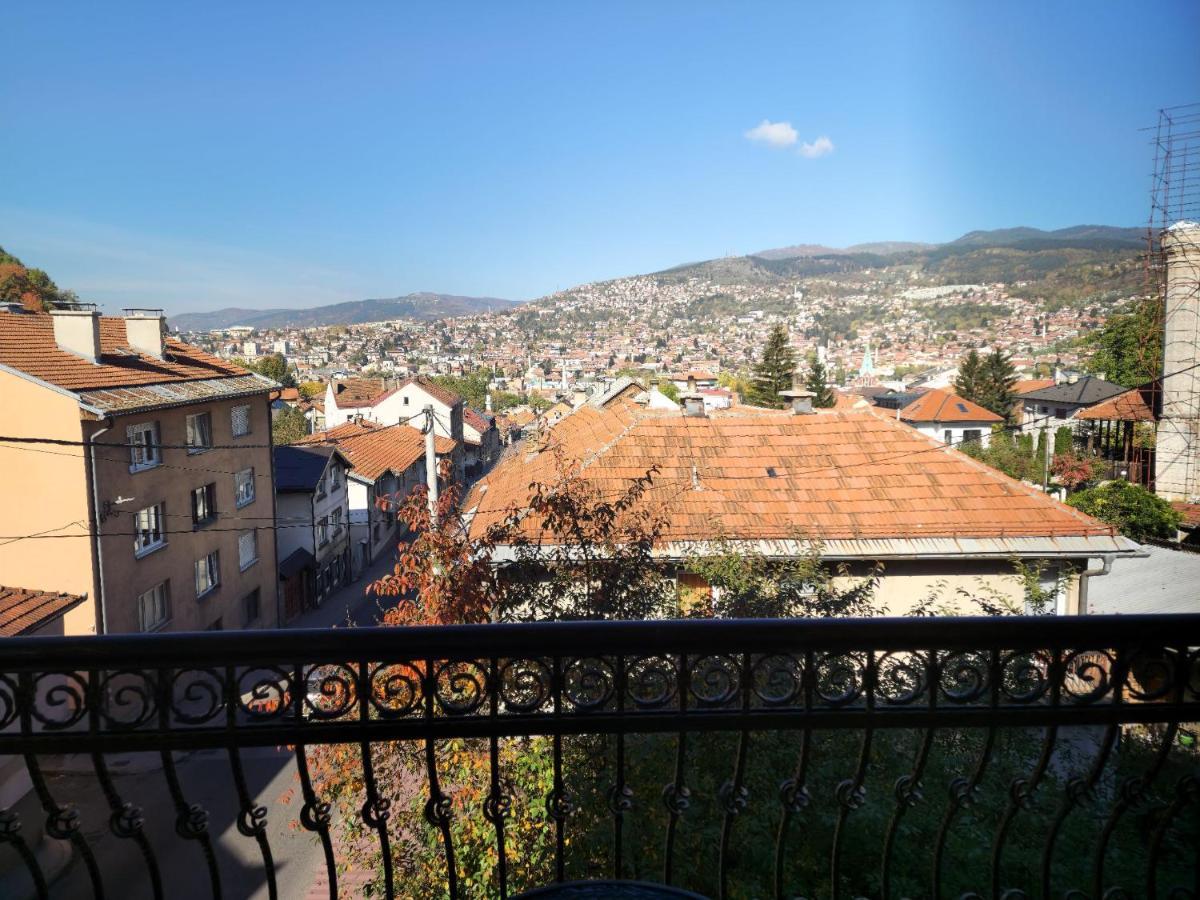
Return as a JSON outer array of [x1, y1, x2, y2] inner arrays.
[[296, 420, 455, 481], [900, 388, 1004, 424], [0, 312, 250, 392], [466, 403, 1118, 547], [0, 586, 86, 637]]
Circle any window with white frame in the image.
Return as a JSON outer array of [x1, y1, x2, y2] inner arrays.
[[133, 503, 166, 556], [191, 483, 217, 526], [238, 529, 259, 570], [316, 472, 326, 497], [127, 422, 160, 472], [234, 468, 255, 507], [231, 404, 251, 437], [137, 581, 170, 632], [331, 507, 343, 535], [186, 412, 213, 454], [195, 551, 220, 598], [317, 516, 329, 546]]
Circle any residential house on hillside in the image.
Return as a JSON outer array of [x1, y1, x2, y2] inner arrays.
[[296, 420, 455, 574], [463, 407, 501, 479], [0, 306, 280, 634], [466, 381, 1141, 615], [323, 375, 464, 479], [273, 445, 353, 620], [0, 587, 87, 637], [899, 387, 1004, 447], [1016, 375, 1126, 434]]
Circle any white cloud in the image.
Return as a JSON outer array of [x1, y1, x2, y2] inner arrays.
[[744, 119, 798, 148], [798, 135, 835, 158]]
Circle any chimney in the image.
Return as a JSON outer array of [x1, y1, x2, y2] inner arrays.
[[679, 374, 706, 418], [1068, 374, 1079, 385], [50, 307, 102, 363], [779, 370, 816, 415], [122, 308, 165, 359]]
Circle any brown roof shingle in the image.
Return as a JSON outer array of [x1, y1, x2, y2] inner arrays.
[[0, 586, 86, 637], [296, 420, 455, 482], [900, 388, 1004, 424], [466, 403, 1121, 548], [0, 312, 249, 392]]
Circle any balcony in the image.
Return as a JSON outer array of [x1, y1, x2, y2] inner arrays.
[[0, 614, 1196, 898]]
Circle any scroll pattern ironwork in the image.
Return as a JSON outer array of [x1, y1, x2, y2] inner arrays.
[[0, 615, 1194, 899]]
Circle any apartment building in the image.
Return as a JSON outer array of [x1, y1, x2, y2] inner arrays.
[[0, 306, 280, 634], [273, 444, 353, 620]]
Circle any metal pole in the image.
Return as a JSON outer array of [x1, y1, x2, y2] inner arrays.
[[1042, 424, 1051, 492], [424, 405, 438, 526]]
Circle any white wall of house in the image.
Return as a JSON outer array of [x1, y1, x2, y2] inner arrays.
[[905, 420, 994, 448], [275, 492, 313, 563]]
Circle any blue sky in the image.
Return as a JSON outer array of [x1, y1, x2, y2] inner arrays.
[[3, 2, 1198, 315]]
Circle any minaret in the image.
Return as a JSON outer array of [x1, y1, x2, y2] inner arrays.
[[858, 340, 874, 378], [1156, 221, 1200, 501]]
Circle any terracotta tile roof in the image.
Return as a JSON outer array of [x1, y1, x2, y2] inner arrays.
[[1074, 385, 1157, 422], [463, 407, 494, 434], [0, 311, 251, 392], [1014, 378, 1055, 395], [466, 403, 1122, 549], [331, 377, 394, 407], [0, 586, 86, 637], [296, 420, 454, 482], [329, 375, 462, 410], [900, 388, 1004, 424]]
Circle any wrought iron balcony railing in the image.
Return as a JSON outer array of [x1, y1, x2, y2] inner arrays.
[[0, 614, 1196, 899]]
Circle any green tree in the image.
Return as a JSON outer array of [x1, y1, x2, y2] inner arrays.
[[1053, 426, 1074, 456], [1067, 480, 1181, 542], [271, 405, 308, 444], [252, 353, 295, 387], [430, 369, 491, 408], [1084, 297, 1161, 387], [977, 349, 1019, 418], [803, 354, 835, 408], [953, 349, 984, 405], [749, 324, 797, 409]]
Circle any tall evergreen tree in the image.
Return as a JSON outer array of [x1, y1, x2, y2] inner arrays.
[[749, 325, 798, 408], [977, 349, 1018, 419], [953, 349, 984, 405], [804, 354, 835, 408]]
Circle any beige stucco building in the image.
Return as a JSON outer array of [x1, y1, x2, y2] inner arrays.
[[0, 306, 280, 634]]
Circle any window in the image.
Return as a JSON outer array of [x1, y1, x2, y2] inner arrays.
[[316, 474, 326, 498], [242, 588, 260, 626], [137, 581, 170, 632], [133, 503, 166, 556], [330, 465, 341, 490], [1055, 408, 1069, 420], [127, 422, 160, 472], [238, 529, 259, 570], [317, 516, 329, 546], [962, 429, 982, 445], [231, 404, 251, 437], [331, 507, 343, 535], [186, 412, 213, 454], [235, 468, 255, 507], [191, 483, 217, 526], [403, 396, 410, 405], [195, 550, 220, 598], [943, 429, 953, 444]]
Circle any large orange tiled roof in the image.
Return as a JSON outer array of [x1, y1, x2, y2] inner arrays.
[[331, 377, 395, 407], [466, 402, 1121, 548], [900, 388, 1003, 424], [0, 311, 249, 391], [297, 420, 455, 482]]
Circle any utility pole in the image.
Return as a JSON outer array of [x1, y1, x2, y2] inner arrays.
[[424, 405, 438, 526]]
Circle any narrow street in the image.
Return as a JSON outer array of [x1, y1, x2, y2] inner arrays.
[[287, 541, 405, 630]]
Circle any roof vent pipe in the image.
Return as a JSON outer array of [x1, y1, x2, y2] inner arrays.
[[679, 375, 706, 418]]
